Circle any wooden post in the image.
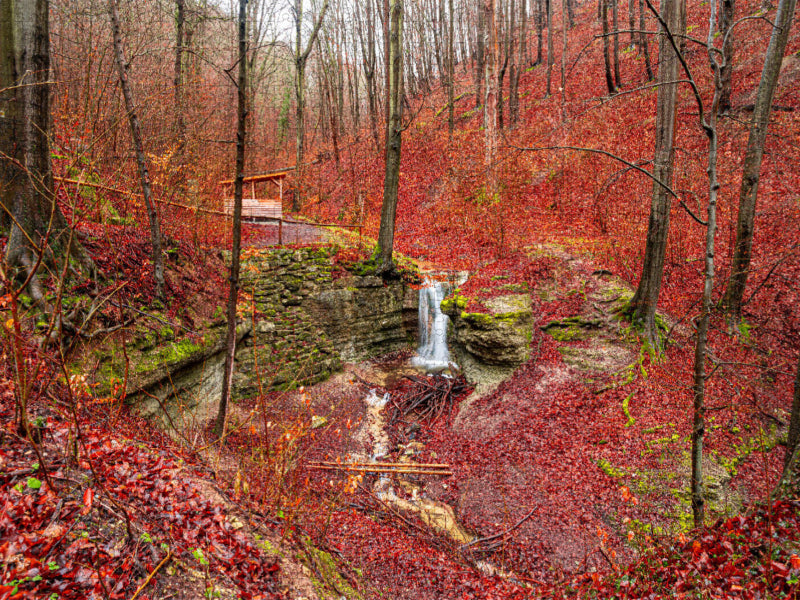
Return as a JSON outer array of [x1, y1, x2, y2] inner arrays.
[[279, 218, 283, 245]]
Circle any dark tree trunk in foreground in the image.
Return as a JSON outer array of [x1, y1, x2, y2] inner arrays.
[[1, 0, 82, 294], [626, 0, 684, 348], [779, 354, 800, 493], [602, 0, 615, 94], [109, 0, 165, 299], [214, 0, 248, 440], [718, 0, 735, 114], [377, 0, 403, 273], [722, 0, 796, 319]]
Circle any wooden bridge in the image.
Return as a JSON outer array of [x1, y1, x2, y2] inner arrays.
[[220, 170, 288, 222]]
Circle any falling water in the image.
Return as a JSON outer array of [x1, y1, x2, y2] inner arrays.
[[412, 278, 451, 372]]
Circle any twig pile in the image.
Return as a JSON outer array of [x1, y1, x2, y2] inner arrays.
[[392, 374, 468, 421]]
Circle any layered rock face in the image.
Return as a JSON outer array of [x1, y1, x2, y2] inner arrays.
[[444, 293, 533, 391], [107, 246, 418, 427]]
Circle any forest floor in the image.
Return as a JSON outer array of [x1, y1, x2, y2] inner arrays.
[[4, 224, 800, 599]]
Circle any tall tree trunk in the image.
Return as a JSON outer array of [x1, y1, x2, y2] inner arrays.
[[691, 0, 724, 528], [718, 0, 735, 113], [509, 0, 525, 126], [779, 354, 800, 492], [174, 0, 187, 199], [628, 0, 636, 47], [1, 0, 90, 320], [484, 0, 498, 192], [108, 0, 165, 299], [214, 0, 248, 441], [626, 0, 684, 347], [476, 0, 485, 107], [722, 0, 796, 318], [561, 0, 567, 118], [377, 0, 403, 273], [293, 0, 330, 212], [546, 0, 553, 95], [612, 0, 622, 89], [602, 0, 616, 94], [448, 0, 455, 136], [498, 0, 509, 131], [535, 0, 544, 65], [639, 0, 654, 80]]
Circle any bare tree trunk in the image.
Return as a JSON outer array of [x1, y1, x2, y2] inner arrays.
[[628, 0, 636, 47], [509, 0, 525, 126], [214, 0, 248, 441], [293, 0, 330, 212], [448, 0, 455, 136], [626, 0, 684, 347], [639, 0, 653, 80], [498, 0, 509, 130], [722, 0, 796, 318], [560, 0, 567, 119], [779, 354, 800, 492], [484, 0, 498, 192], [535, 0, 544, 65], [108, 0, 165, 299], [476, 0, 485, 107], [377, 0, 403, 273], [691, 0, 724, 528], [174, 0, 187, 198], [546, 0, 553, 95], [612, 0, 622, 89], [718, 0, 734, 113], [602, 0, 616, 94]]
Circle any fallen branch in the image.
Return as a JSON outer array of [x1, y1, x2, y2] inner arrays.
[[129, 550, 172, 600]]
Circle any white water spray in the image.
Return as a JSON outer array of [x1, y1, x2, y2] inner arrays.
[[412, 279, 451, 372]]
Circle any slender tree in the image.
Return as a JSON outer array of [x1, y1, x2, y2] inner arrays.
[[475, 0, 485, 107], [718, 0, 735, 114], [722, 0, 796, 319], [292, 0, 329, 212], [448, 0, 455, 136], [602, 0, 616, 94], [1, 0, 73, 287], [377, 0, 403, 273], [214, 0, 248, 440], [109, 0, 165, 299], [546, 0, 553, 95], [484, 0, 498, 191], [780, 354, 800, 491], [639, 0, 654, 80], [625, 0, 685, 347]]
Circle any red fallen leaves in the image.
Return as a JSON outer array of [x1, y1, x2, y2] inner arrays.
[[551, 501, 800, 599], [0, 395, 281, 600]]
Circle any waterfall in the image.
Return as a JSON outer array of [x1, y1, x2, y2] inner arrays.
[[412, 279, 451, 372]]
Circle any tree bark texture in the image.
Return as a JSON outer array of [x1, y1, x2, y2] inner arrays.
[[475, 0, 485, 107], [718, 0, 734, 114], [378, 0, 403, 273], [639, 0, 654, 80], [1, 0, 72, 277], [109, 0, 165, 299], [722, 0, 796, 318], [214, 0, 248, 441], [484, 0, 498, 192], [293, 0, 330, 211], [780, 354, 800, 491], [627, 0, 684, 347]]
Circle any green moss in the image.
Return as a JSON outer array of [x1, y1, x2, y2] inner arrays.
[[460, 311, 496, 327], [134, 338, 204, 374], [597, 458, 627, 478], [622, 392, 636, 427], [298, 537, 363, 600], [440, 294, 468, 313]]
